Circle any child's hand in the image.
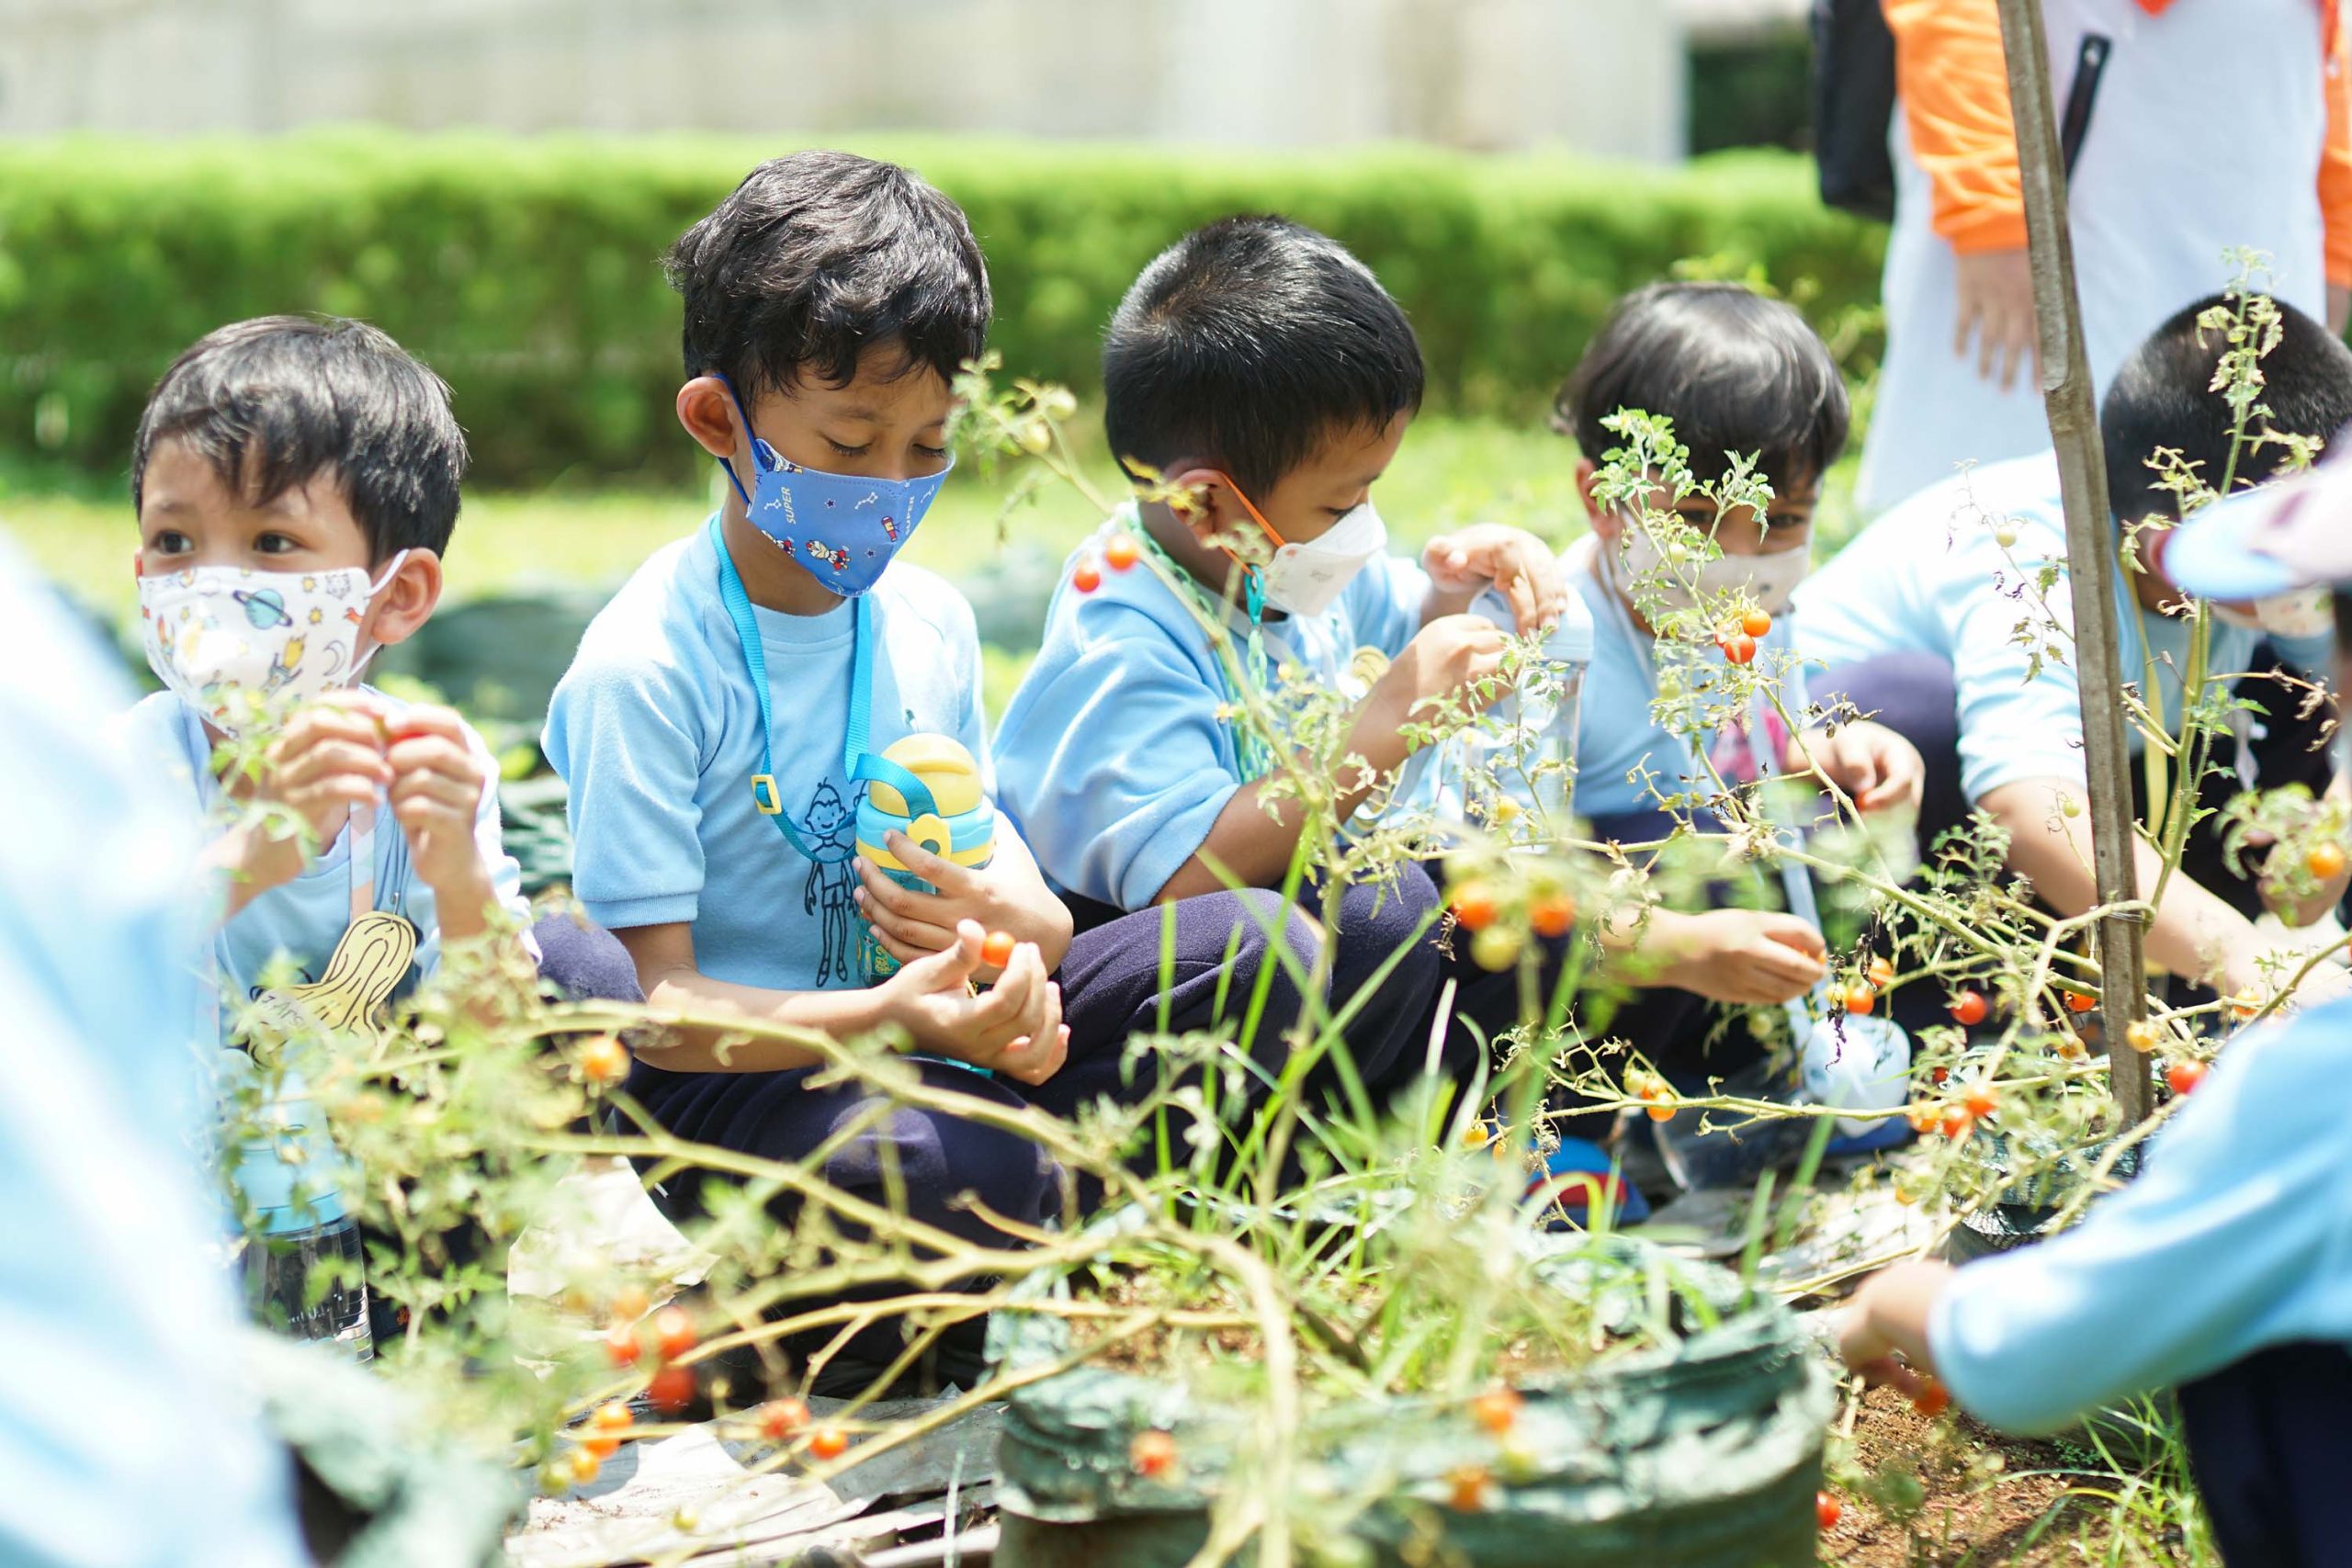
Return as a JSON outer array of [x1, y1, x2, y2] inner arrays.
[[878, 919, 1069, 1085], [232, 693, 396, 897], [1784, 720, 1925, 816], [1835, 1261, 1951, 1400], [854, 818, 1075, 976], [382, 705, 495, 906], [1656, 908, 1827, 1005], [1421, 523, 1569, 634]]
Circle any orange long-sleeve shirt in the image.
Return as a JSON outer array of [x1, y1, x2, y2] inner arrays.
[[1884, 0, 2352, 286]]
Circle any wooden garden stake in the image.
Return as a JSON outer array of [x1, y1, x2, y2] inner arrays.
[[1994, 0, 2153, 1123]]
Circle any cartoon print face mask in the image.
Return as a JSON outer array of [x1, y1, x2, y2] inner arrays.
[[138, 552, 408, 735], [715, 374, 949, 598]]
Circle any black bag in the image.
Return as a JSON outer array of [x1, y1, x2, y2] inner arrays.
[[1812, 0, 1899, 220]]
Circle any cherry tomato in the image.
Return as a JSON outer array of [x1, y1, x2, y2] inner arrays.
[[1930, 1066, 1950, 1085], [1867, 956, 1895, 989], [1104, 533, 1141, 572], [567, 1448, 602, 1486], [1461, 1120, 1492, 1149], [1905, 1104, 1937, 1134], [582, 1433, 619, 1461], [2231, 990, 2264, 1021], [1912, 1380, 1951, 1417], [647, 1363, 695, 1415], [1816, 1491, 1843, 1530], [2166, 1058, 2209, 1096], [1449, 883, 1498, 931], [2124, 1021, 2161, 1054], [1130, 1428, 1180, 1478], [1645, 1098, 1677, 1123], [1842, 982, 1876, 1017], [1939, 1108, 1973, 1139], [1447, 1463, 1494, 1512], [1742, 608, 1773, 638], [1470, 925, 1522, 973], [1470, 1387, 1522, 1436], [1948, 989, 1988, 1027], [2309, 840, 2347, 880], [591, 1401, 634, 1434], [759, 1397, 810, 1442], [1528, 892, 1576, 940], [579, 1035, 630, 1089], [1962, 1085, 1998, 1119], [980, 930, 1017, 969], [651, 1305, 696, 1360], [603, 1321, 643, 1368], [809, 1427, 850, 1461], [1072, 560, 1102, 594], [610, 1284, 650, 1322], [1719, 633, 1758, 666], [2064, 989, 2097, 1014]]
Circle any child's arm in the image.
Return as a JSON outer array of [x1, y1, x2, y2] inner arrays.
[[1419, 525, 1569, 634], [380, 705, 532, 973], [1155, 614, 1510, 901], [614, 918, 1069, 1081], [205, 694, 394, 922]]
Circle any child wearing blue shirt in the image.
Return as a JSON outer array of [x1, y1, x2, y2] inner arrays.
[[993, 216, 1569, 1102], [1838, 466, 2352, 1565], [543, 156, 1309, 1381], [1796, 295, 2352, 1006]]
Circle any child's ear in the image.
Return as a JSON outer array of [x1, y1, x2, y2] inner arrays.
[[676, 377, 744, 463], [365, 550, 443, 650], [1573, 458, 1616, 541], [1163, 465, 1239, 545]]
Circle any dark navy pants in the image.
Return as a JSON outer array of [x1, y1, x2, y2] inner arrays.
[[2180, 1341, 2352, 1567]]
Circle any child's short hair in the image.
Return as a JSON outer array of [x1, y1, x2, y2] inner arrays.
[[1102, 215, 1425, 496], [131, 315, 468, 561], [2103, 292, 2352, 523], [1555, 281, 1849, 495], [664, 150, 990, 398]]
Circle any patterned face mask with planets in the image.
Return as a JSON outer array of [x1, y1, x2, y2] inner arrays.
[[138, 551, 409, 735]]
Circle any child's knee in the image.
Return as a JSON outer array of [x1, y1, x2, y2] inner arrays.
[[821, 1093, 1057, 1244], [530, 911, 645, 1004]]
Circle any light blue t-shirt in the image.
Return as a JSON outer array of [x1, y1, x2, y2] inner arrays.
[[992, 511, 1430, 911], [1793, 453, 2332, 804], [0, 541, 307, 1568], [116, 687, 532, 1027], [1931, 998, 2352, 1434], [1567, 548, 1803, 823], [544, 518, 987, 992]]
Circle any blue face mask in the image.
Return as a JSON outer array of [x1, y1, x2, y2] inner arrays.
[[716, 375, 952, 597]]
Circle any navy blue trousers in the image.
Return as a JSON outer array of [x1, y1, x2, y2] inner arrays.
[[2180, 1341, 2352, 1567]]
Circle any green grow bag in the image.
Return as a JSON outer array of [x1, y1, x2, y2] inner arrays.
[[987, 1232, 1835, 1567]]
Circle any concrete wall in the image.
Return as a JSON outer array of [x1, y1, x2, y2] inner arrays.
[[0, 0, 1695, 159]]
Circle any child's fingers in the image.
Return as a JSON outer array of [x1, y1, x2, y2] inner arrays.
[[277, 707, 390, 765], [275, 739, 394, 792], [382, 703, 469, 745], [854, 856, 949, 923], [1001, 988, 1069, 1086], [384, 732, 481, 784], [881, 831, 974, 893], [853, 884, 957, 955], [389, 768, 480, 816], [870, 922, 952, 966]]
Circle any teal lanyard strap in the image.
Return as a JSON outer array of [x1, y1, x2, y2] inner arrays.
[[711, 515, 873, 857], [1131, 523, 1278, 782]]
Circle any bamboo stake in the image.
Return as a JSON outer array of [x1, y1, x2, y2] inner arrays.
[[1994, 0, 2153, 1123]]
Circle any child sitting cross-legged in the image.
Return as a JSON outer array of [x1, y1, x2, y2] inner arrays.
[[542, 154, 1317, 1386]]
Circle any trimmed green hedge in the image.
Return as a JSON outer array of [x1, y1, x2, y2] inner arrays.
[[0, 132, 1884, 488]]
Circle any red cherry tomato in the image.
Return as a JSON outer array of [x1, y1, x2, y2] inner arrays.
[[1912, 1380, 1951, 1417], [759, 1397, 810, 1442], [603, 1321, 643, 1368], [1104, 534, 1141, 572], [1719, 633, 1758, 665], [979, 930, 1018, 968], [1742, 608, 1773, 638], [809, 1426, 849, 1461], [1130, 1428, 1180, 1478], [647, 1363, 695, 1415], [1450, 884, 1498, 932], [651, 1305, 695, 1360], [2064, 989, 2097, 1014], [1962, 1085, 1998, 1119], [1816, 1491, 1843, 1530], [2166, 1058, 2209, 1096], [1842, 982, 1876, 1017], [1939, 1108, 1973, 1139], [1948, 989, 1988, 1027], [1072, 560, 1102, 594]]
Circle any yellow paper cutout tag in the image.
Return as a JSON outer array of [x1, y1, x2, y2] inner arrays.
[[245, 910, 419, 1049]]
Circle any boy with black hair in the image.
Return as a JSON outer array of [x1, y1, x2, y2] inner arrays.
[[544, 157, 1310, 1333], [1796, 293, 2352, 1004], [992, 215, 1565, 1105]]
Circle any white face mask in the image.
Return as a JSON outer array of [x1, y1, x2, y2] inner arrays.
[[138, 552, 408, 735], [1612, 519, 1811, 616], [1255, 500, 1388, 619], [2212, 587, 2334, 641]]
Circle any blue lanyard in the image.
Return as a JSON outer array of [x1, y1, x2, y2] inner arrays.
[[710, 515, 878, 858]]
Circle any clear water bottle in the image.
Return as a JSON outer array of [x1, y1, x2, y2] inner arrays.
[[226, 1066, 373, 1361], [1525, 591, 1595, 833]]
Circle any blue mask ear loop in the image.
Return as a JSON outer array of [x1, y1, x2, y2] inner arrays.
[[713, 372, 762, 511]]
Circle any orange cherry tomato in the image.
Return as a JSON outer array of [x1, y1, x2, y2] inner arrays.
[[2124, 1021, 2161, 1054], [1742, 608, 1773, 639], [1130, 1428, 1180, 1478], [1939, 1108, 1973, 1139], [1447, 1463, 1494, 1512], [1645, 1100, 1676, 1122], [2064, 989, 2097, 1013], [591, 1400, 634, 1434], [809, 1426, 850, 1461], [2309, 840, 2346, 880], [603, 1321, 643, 1368], [568, 1448, 602, 1485], [1528, 893, 1576, 939], [1104, 533, 1141, 572], [651, 1305, 696, 1360], [1842, 982, 1876, 1017], [1450, 884, 1498, 932], [1912, 1381, 1951, 1417], [980, 930, 1017, 968], [1962, 1085, 1998, 1119], [1470, 1387, 1522, 1437], [1718, 633, 1758, 666], [1948, 989, 1987, 1027], [579, 1035, 630, 1089], [610, 1284, 650, 1322], [2166, 1058, 2209, 1096], [759, 1397, 810, 1442], [582, 1434, 619, 1461], [1867, 956, 1895, 989], [1072, 560, 1102, 594], [647, 1363, 695, 1415]]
